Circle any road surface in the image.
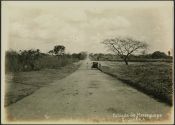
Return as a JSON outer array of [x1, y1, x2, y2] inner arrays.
[[5, 58, 172, 123]]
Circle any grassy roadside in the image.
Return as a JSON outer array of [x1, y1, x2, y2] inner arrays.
[[5, 61, 81, 106], [98, 61, 173, 106]]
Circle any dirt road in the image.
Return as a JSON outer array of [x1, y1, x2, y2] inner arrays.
[[5, 58, 172, 123]]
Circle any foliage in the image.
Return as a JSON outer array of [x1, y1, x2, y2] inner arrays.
[[53, 45, 65, 57], [5, 48, 87, 72], [89, 51, 172, 62], [5, 50, 20, 72], [102, 37, 148, 65], [5, 49, 41, 72], [18, 49, 41, 71], [48, 50, 54, 55], [151, 51, 168, 59], [72, 51, 87, 60]]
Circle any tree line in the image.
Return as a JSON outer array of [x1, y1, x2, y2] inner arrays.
[[89, 51, 172, 62], [100, 37, 172, 64], [5, 45, 87, 72]]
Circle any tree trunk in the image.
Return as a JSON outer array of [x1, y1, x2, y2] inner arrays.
[[124, 58, 128, 65]]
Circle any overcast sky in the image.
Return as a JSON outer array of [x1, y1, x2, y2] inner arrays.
[[2, 1, 173, 54]]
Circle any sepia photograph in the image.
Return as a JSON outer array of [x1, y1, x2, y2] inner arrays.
[[1, 1, 174, 124]]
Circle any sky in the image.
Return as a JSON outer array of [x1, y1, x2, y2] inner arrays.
[[2, 1, 173, 54]]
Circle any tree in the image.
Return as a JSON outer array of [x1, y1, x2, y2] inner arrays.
[[19, 49, 41, 70], [151, 51, 167, 59], [102, 37, 148, 65], [71, 52, 86, 60], [53, 45, 65, 58], [48, 50, 54, 56], [78, 51, 87, 60]]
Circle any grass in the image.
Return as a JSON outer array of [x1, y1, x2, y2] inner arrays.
[[5, 62, 81, 106], [98, 61, 173, 106]]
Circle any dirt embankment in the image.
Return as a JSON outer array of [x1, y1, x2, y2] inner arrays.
[[5, 62, 81, 106]]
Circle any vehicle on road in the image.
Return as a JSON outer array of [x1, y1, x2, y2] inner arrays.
[[91, 62, 98, 69]]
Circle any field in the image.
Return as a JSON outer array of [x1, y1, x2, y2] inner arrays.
[[98, 61, 173, 105], [5, 62, 81, 106]]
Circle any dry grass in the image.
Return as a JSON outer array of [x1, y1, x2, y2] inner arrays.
[[5, 62, 81, 106], [99, 61, 173, 105]]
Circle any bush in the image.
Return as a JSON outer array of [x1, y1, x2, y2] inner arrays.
[[5, 50, 20, 72], [71, 52, 87, 60], [90, 51, 172, 62], [151, 51, 168, 59], [37, 55, 79, 69], [5, 50, 85, 72]]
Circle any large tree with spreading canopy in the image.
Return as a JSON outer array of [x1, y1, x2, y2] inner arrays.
[[102, 37, 148, 65]]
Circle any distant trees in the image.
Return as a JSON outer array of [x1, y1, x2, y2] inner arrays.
[[102, 37, 148, 65], [48, 45, 87, 60], [90, 50, 172, 62], [48, 45, 65, 59], [79, 51, 87, 60], [54, 45, 65, 57], [48, 50, 54, 55], [151, 51, 167, 59], [72, 51, 87, 60], [5, 48, 87, 72], [89, 53, 117, 61], [5, 43, 89, 72]]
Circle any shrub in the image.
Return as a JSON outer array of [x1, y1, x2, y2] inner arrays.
[[5, 50, 20, 72], [151, 51, 168, 59], [5, 49, 84, 72]]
